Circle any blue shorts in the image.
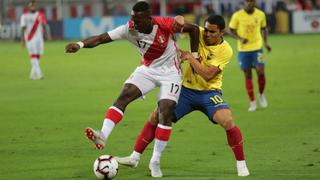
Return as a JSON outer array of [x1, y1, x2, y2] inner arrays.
[[238, 49, 264, 70], [174, 86, 229, 124]]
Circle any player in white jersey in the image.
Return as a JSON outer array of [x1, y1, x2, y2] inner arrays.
[[20, 1, 51, 80], [65, 1, 199, 177]]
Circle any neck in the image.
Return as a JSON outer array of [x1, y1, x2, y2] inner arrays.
[[245, 8, 254, 14]]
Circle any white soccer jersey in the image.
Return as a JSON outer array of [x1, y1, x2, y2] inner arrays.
[[20, 11, 46, 42], [108, 16, 181, 73]]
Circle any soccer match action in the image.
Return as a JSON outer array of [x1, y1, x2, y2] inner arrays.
[[0, 0, 320, 179]]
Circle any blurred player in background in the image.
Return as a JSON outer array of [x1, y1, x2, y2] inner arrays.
[[65, 1, 199, 177], [20, 1, 51, 80], [116, 15, 250, 177], [229, 0, 272, 112]]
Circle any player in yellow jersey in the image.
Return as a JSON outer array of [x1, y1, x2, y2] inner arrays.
[[229, 0, 272, 112], [116, 15, 250, 177]]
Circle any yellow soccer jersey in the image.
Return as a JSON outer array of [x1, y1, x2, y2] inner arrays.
[[182, 27, 233, 91], [229, 8, 266, 52]]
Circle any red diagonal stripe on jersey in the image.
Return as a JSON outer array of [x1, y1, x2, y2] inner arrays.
[[142, 17, 174, 66], [27, 14, 40, 41]]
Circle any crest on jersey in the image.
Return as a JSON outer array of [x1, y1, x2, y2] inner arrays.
[[254, 17, 258, 24], [206, 52, 214, 60], [157, 35, 166, 47]]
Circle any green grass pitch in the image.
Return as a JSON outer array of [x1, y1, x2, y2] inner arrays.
[[1, 34, 320, 180]]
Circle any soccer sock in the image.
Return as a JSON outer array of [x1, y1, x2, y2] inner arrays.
[[245, 79, 255, 101], [226, 126, 245, 161], [150, 124, 172, 163], [134, 121, 157, 154], [258, 75, 266, 94], [101, 106, 123, 140]]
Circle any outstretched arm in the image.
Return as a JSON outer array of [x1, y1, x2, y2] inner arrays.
[[65, 32, 113, 53]]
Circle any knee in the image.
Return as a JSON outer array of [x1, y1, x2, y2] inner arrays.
[[221, 116, 234, 130], [158, 109, 175, 126]]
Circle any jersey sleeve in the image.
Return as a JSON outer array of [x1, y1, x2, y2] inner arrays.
[[107, 24, 128, 40], [39, 12, 47, 25], [20, 14, 26, 28], [228, 13, 238, 29], [154, 16, 175, 33]]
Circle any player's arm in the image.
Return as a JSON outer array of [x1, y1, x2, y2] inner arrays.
[[65, 32, 112, 53], [261, 27, 272, 52], [42, 24, 52, 41], [180, 50, 220, 81], [173, 16, 199, 57], [21, 26, 26, 47], [229, 28, 248, 44]]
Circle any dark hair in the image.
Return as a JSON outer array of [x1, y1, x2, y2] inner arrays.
[[132, 1, 150, 12], [29, 0, 36, 5], [206, 14, 225, 30]]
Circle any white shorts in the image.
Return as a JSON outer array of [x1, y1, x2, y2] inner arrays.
[[125, 65, 182, 103], [26, 38, 44, 55]]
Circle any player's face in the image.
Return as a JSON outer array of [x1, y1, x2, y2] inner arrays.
[[131, 11, 152, 34], [244, 0, 256, 11], [203, 22, 224, 46], [28, 3, 37, 13]]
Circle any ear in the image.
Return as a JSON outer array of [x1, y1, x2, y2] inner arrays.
[[220, 29, 225, 36]]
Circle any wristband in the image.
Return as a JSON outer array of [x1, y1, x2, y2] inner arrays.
[[191, 52, 199, 58], [77, 41, 84, 48]]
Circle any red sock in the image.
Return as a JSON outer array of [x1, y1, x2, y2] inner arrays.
[[105, 106, 123, 125], [155, 124, 172, 141], [258, 75, 266, 94], [226, 126, 245, 161], [245, 79, 254, 101], [134, 121, 157, 153]]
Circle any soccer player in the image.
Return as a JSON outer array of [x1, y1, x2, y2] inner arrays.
[[229, 0, 272, 112], [20, 1, 51, 80], [64, 1, 199, 177], [116, 15, 250, 177]]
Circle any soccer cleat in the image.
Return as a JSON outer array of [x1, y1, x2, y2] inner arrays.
[[115, 155, 139, 168], [248, 101, 257, 112], [84, 127, 106, 150], [237, 160, 250, 177], [149, 161, 163, 178], [258, 93, 268, 108]]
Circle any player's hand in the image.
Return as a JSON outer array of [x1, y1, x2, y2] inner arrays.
[[65, 43, 80, 53], [172, 15, 185, 32], [179, 49, 193, 62], [240, 37, 248, 44], [264, 43, 272, 53]]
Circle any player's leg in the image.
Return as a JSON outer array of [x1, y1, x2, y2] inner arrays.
[[26, 41, 40, 80], [85, 67, 156, 149], [244, 69, 256, 111], [149, 99, 176, 177], [35, 40, 44, 79], [201, 90, 249, 176], [116, 109, 159, 168], [254, 49, 267, 108], [117, 87, 193, 168], [149, 77, 181, 177], [85, 83, 142, 149], [238, 51, 256, 111], [213, 109, 249, 176]]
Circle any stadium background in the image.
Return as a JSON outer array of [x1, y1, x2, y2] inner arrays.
[[1, 0, 320, 40], [1, 0, 320, 180]]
